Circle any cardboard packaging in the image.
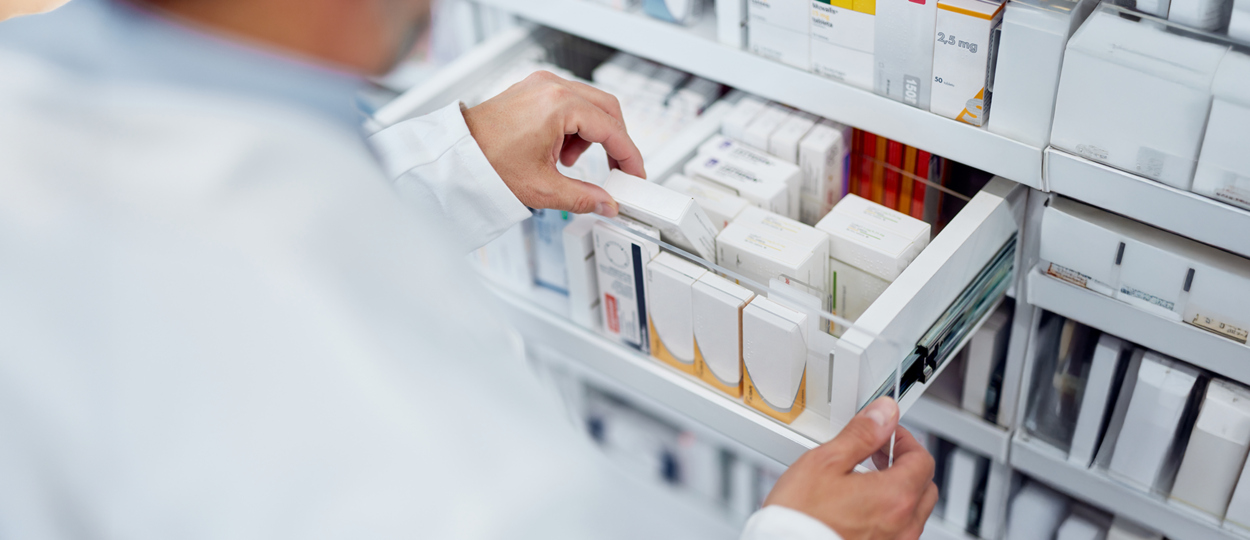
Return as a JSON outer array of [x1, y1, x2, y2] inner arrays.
[[798, 120, 853, 226], [532, 209, 573, 294], [816, 210, 921, 282], [594, 219, 661, 353], [722, 95, 769, 142], [1170, 379, 1250, 520], [603, 170, 719, 261], [1056, 508, 1111, 540], [874, 0, 939, 109], [664, 174, 750, 231], [742, 296, 809, 423], [742, 102, 794, 152], [1068, 334, 1130, 468], [563, 215, 602, 330], [647, 252, 709, 374], [731, 206, 832, 290], [1039, 197, 1123, 298], [962, 303, 1012, 419], [684, 153, 792, 218], [749, 0, 812, 68], [692, 273, 757, 396], [833, 194, 930, 251], [694, 135, 803, 219], [1007, 481, 1071, 540], [1168, 0, 1232, 29], [716, 220, 829, 297], [809, 0, 876, 90], [1108, 351, 1200, 492], [769, 111, 818, 165], [944, 448, 987, 531], [644, 0, 705, 25], [988, 0, 1098, 148], [1193, 51, 1250, 212], [1049, 9, 1230, 189], [930, 0, 1004, 126], [718, 0, 750, 47]]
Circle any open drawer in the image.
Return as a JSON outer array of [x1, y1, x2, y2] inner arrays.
[[372, 27, 1029, 465]]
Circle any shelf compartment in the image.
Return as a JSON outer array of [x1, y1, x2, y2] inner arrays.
[[472, 0, 1044, 189], [907, 396, 1012, 464], [1046, 148, 1250, 259]]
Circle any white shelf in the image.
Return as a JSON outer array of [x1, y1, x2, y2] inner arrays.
[[1012, 434, 1239, 540], [1046, 148, 1250, 258], [490, 282, 834, 466], [1025, 267, 1250, 385], [907, 396, 1011, 464], [475, 0, 1045, 189]]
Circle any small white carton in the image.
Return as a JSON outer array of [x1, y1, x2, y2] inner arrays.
[[742, 296, 809, 423], [563, 215, 601, 330], [1108, 351, 1199, 492], [1170, 379, 1250, 520], [721, 94, 769, 142], [664, 174, 750, 231], [1068, 334, 1130, 468], [1193, 51, 1250, 212], [1039, 196, 1123, 298], [692, 273, 756, 396], [594, 219, 661, 353], [815, 211, 921, 282], [809, 0, 875, 90], [874, 0, 940, 109], [769, 110, 819, 164], [930, 0, 1004, 126], [604, 170, 719, 261], [741, 102, 794, 152], [749, 0, 812, 68], [684, 154, 792, 217], [833, 194, 931, 251], [699, 135, 804, 220], [716, 221, 828, 296], [735, 206, 831, 289], [647, 252, 709, 374], [798, 120, 852, 225]]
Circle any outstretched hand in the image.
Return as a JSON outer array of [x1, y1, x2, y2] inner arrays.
[[463, 71, 643, 217], [764, 397, 939, 540]]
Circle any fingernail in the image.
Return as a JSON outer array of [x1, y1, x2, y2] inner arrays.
[[864, 397, 897, 427], [595, 202, 617, 217]]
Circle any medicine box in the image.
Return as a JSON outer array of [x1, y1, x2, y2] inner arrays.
[[563, 215, 601, 330], [742, 296, 809, 423], [874, 0, 939, 109], [749, 0, 812, 69], [1108, 351, 1199, 492], [604, 170, 719, 261], [716, 221, 828, 296], [692, 136, 802, 219], [988, 0, 1098, 148], [930, 0, 1004, 126], [833, 194, 930, 251], [769, 111, 818, 164], [1050, 9, 1229, 190], [727, 206, 831, 290], [692, 273, 756, 396], [809, 0, 875, 90], [1168, 0, 1231, 29], [684, 154, 792, 218], [594, 219, 661, 353], [816, 210, 920, 282], [741, 102, 794, 152], [1193, 51, 1250, 212], [798, 120, 852, 226], [718, 0, 750, 48], [647, 252, 709, 375], [1170, 379, 1250, 520], [721, 95, 769, 142], [664, 173, 750, 231], [1068, 334, 1129, 468], [532, 209, 573, 294], [1039, 196, 1125, 298]]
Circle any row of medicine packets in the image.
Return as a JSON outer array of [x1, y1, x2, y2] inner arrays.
[[560, 170, 929, 424]]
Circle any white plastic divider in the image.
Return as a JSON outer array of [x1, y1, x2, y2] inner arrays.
[[1012, 433, 1240, 540], [907, 396, 1011, 463], [1025, 267, 1250, 386], [473, 0, 1045, 189], [1046, 148, 1250, 259]]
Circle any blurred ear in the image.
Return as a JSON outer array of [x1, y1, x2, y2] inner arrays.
[[2, 0, 74, 22]]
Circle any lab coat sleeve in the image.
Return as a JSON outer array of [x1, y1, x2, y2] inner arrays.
[[367, 101, 531, 252], [741, 506, 844, 540]]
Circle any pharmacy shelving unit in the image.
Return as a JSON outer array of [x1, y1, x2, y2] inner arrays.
[[468, 0, 1045, 190], [1011, 433, 1240, 540], [1045, 148, 1250, 259], [908, 396, 1012, 464], [1024, 266, 1250, 385]]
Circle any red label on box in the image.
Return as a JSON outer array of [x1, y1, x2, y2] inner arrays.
[[605, 293, 619, 333]]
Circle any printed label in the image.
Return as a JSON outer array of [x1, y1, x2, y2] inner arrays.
[[1075, 144, 1109, 161], [1119, 285, 1175, 311], [903, 75, 921, 106], [1046, 263, 1115, 297], [1189, 313, 1250, 344], [1136, 147, 1166, 179], [605, 294, 620, 333]]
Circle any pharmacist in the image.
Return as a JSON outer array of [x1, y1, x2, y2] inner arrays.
[[0, 0, 936, 538]]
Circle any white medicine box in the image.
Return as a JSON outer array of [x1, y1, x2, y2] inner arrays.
[[810, 0, 875, 90], [930, 0, 1004, 126]]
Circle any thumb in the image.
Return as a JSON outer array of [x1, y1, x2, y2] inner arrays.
[[539, 171, 619, 217], [817, 397, 900, 473]]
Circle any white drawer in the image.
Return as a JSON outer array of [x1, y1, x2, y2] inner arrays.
[[374, 27, 1027, 464]]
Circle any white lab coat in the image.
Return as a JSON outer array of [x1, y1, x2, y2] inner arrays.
[[0, 5, 840, 539]]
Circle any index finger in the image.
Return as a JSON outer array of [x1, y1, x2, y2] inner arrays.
[[561, 95, 646, 179]]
